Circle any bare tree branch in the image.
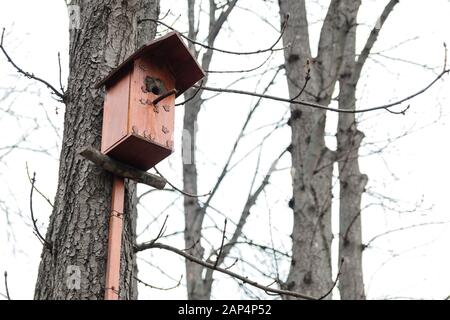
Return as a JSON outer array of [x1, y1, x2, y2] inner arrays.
[[353, 0, 399, 83], [202, 67, 282, 210], [154, 167, 210, 198], [138, 15, 287, 56], [213, 219, 227, 269], [364, 221, 450, 249], [134, 275, 182, 291], [197, 64, 449, 114], [29, 172, 52, 250], [318, 258, 344, 300], [135, 242, 316, 300], [175, 79, 203, 106], [203, 148, 288, 288], [0, 28, 65, 102], [57, 52, 65, 95], [26, 163, 53, 208]]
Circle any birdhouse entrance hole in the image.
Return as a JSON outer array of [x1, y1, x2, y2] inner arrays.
[[144, 76, 166, 96]]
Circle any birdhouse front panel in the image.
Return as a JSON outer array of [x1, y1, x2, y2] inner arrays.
[[129, 57, 175, 153], [100, 58, 175, 171]]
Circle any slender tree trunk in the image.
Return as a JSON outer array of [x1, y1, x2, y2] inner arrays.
[[336, 14, 367, 300], [182, 0, 208, 300], [337, 0, 398, 300], [278, 0, 360, 299], [183, 0, 238, 300], [34, 0, 159, 300]]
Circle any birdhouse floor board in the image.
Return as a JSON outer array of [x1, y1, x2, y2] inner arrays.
[[104, 134, 172, 171]]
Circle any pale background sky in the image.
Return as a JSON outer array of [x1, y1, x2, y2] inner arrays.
[[0, 0, 449, 300]]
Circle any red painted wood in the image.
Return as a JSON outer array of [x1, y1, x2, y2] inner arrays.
[[101, 72, 130, 154], [104, 176, 125, 300], [129, 57, 175, 152], [95, 32, 204, 97]]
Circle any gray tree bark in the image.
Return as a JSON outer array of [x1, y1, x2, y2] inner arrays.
[[336, 7, 366, 300], [337, 0, 398, 300], [278, 0, 360, 299], [34, 0, 159, 300]]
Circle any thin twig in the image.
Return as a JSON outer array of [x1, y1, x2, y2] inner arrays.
[[214, 219, 227, 269], [57, 52, 65, 95], [202, 67, 282, 210], [4, 271, 10, 300], [134, 275, 182, 291], [197, 65, 449, 114], [206, 53, 273, 74], [26, 163, 53, 208], [138, 215, 169, 248], [364, 221, 450, 249], [138, 16, 288, 56], [318, 258, 345, 300], [29, 172, 52, 250], [290, 59, 311, 101], [154, 167, 210, 198], [175, 80, 204, 106]]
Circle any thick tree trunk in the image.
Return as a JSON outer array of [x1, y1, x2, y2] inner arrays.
[[278, 0, 360, 299], [34, 0, 159, 300]]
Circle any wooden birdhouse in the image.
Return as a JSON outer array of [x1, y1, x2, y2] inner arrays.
[[95, 32, 204, 170]]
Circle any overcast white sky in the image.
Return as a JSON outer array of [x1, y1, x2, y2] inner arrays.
[[1, 0, 450, 300]]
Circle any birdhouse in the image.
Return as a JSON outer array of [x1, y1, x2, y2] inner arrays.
[[95, 32, 204, 170]]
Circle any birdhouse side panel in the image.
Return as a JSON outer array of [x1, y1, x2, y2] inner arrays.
[[128, 57, 175, 151], [101, 72, 131, 154]]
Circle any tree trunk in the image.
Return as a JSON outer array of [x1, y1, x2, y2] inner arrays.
[[278, 0, 360, 299], [183, 0, 238, 300], [34, 0, 159, 300], [336, 15, 367, 300], [336, 0, 398, 300], [336, 85, 367, 299]]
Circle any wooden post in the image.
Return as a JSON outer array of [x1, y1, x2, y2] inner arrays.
[[104, 176, 125, 300]]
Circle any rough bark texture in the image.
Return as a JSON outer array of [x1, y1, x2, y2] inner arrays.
[[278, 0, 360, 299], [34, 0, 159, 300]]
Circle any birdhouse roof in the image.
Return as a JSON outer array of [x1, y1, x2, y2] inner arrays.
[[95, 32, 204, 97]]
